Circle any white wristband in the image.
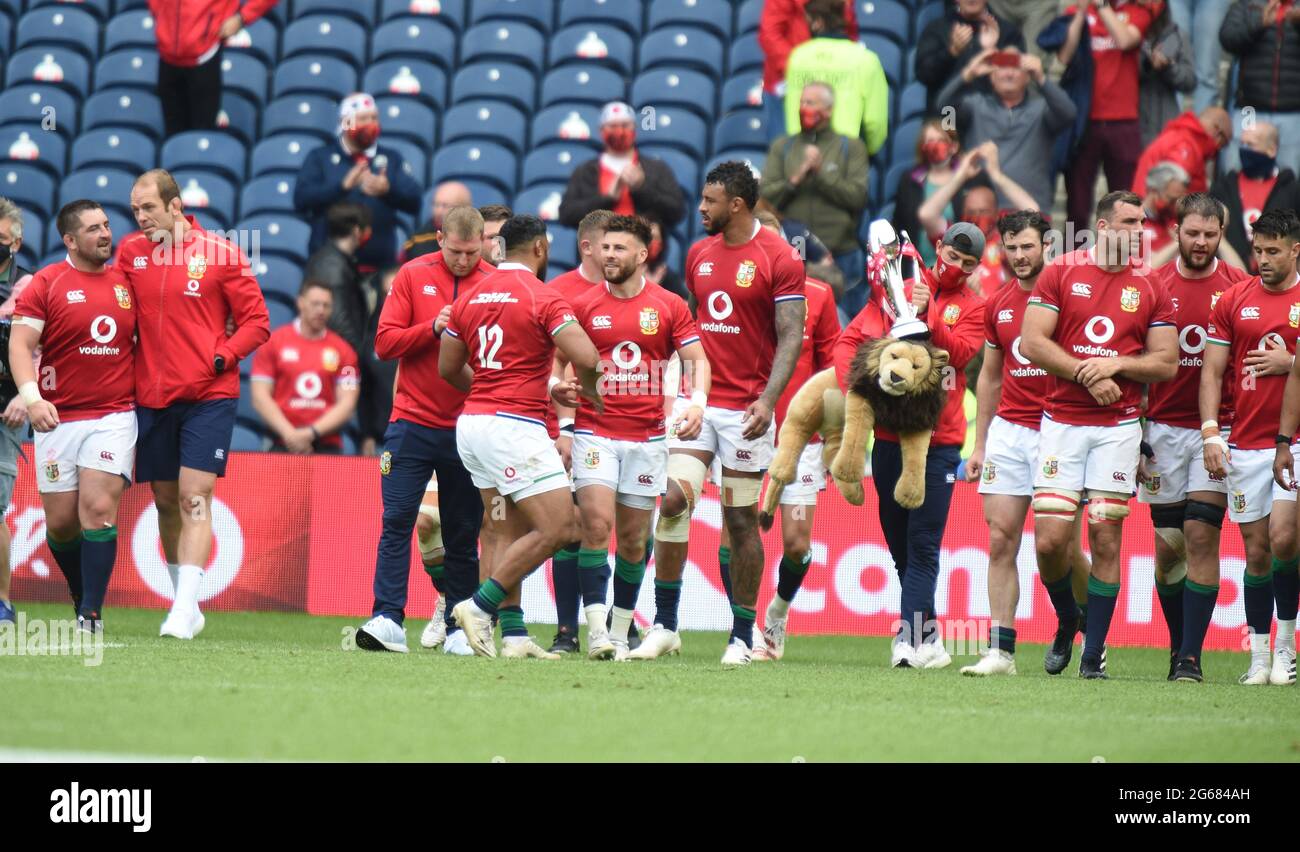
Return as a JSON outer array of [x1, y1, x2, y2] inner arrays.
[[1201, 419, 1219, 432], [18, 381, 41, 406], [547, 375, 561, 391], [558, 417, 575, 430], [1203, 435, 1230, 454], [690, 391, 708, 409]]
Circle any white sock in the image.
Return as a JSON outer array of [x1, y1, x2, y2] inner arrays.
[[584, 604, 607, 635], [769, 595, 790, 620], [166, 562, 179, 595], [1278, 619, 1297, 650], [610, 607, 633, 642], [1251, 631, 1271, 658], [172, 564, 203, 615]]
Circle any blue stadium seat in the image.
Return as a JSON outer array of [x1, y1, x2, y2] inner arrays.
[[69, 127, 154, 172], [221, 51, 269, 104], [889, 117, 922, 170], [469, 0, 551, 33], [881, 161, 911, 210], [545, 222, 578, 268], [545, 263, 568, 281], [914, 2, 943, 40], [238, 214, 313, 263], [640, 27, 724, 75], [362, 59, 447, 110], [30, 0, 112, 21], [382, 137, 429, 185], [539, 64, 625, 108], [16, 6, 99, 57], [216, 91, 260, 146], [251, 255, 305, 306], [369, 16, 457, 68], [375, 95, 438, 146], [173, 171, 237, 230], [631, 68, 716, 119], [39, 250, 70, 268], [264, 299, 297, 330], [451, 62, 535, 111], [44, 218, 66, 254], [272, 54, 357, 99], [460, 21, 544, 73], [557, 0, 641, 36], [449, 179, 509, 207], [715, 109, 767, 151], [549, 25, 635, 76], [58, 167, 134, 213], [442, 100, 527, 153], [736, 0, 762, 35], [728, 32, 763, 75], [529, 104, 601, 150], [379, 0, 466, 29], [857, 0, 911, 44], [862, 34, 903, 88], [292, 0, 377, 27], [82, 90, 160, 138], [708, 150, 766, 181], [0, 84, 79, 139], [282, 15, 367, 66], [897, 80, 926, 121], [721, 73, 763, 113], [7, 46, 90, 97], [251, 133, 325, 177], [430, 141, 517, 194], [0, 13, 11, 57], [161, 131, 248, 184], [0, 163, 57, 218], [647, 0, 732, 41], [95, 48, 158, 92], [102, 206, 136, 246], [876, 201, 896, 226], [239, 174, 297, 218], [262, 95, 339, 143], [637, 145, 698, 200], [512, 183, 565, 221], [222, 18, 280, 66], [0, 124, 66, 179], [521, 143, 590, 187], [635, 107, 708, 159]]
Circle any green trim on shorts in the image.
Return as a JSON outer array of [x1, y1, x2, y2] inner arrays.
[[532, 471, 567, 484]]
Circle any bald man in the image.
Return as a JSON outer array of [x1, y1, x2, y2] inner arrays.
[[1133, 107, 1232, 198], [1210, 122, 1300, 273], [403, 181, 474, 262]]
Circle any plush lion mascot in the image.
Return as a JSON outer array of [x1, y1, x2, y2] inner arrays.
[[759, 337, 949, 530]]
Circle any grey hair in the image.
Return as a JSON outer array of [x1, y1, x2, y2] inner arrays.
[[802, 81, 835, 108], [0, 196, 23, 241], [1146, 161, 1190, 193]]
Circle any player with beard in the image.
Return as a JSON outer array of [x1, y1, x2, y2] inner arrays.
[[1268, 211, 1300, 688]]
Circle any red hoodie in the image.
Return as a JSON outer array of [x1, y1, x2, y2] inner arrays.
[[1131, 111, 1220, 196], [833, 275, 985, 447], [149, 0, 279, 66], [116, 216, 270, 408], [758, 0, 859, 95]]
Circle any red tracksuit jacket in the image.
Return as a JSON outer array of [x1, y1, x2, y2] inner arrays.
[[149, 0, 279, 66]]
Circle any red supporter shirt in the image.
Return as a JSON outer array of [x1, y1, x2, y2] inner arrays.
[[776, 277, 840, 435], [14, 259, 136, 421], [570, 279, 700, 441], [1143, 213, 1176, 256], [685, 222, 806, 411], [376, 251, 495, 430], [1238, 174, 1276, 268], [983, 281, 1050, 429], [115, 217, 270, 408], [833, 278, 986, 446], [1028, 248, 1176, 426], [1068, 1, 1152, 121], [250, 320, 360, 449], [1207, 273, 1300, 450], [1146, 258, 1252, 429], [446, 263, 578, 426]]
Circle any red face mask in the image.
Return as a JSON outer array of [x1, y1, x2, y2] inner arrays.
[[346, 122, 380, 149], [934, 255, 970, 290], [922, 140, 954, 165], [602, 126, 636, 154], [799, 107, 828, 132], [964, 213, 998, 236]]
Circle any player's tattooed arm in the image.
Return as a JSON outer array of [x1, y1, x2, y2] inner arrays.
[[761, 299, 807, 407]]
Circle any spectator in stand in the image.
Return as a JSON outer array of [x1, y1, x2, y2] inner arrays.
[[988, 0, 1059, 56], [918, 142, 1037, 268], [915, 0, 1026, 115], [294, 93, 423, 274], [251, 281, 361, 454], [895, 118, 989, 267], [1058, 0, 1158, 238], [937, 46, 1076, 215], [358, 269, 399, 456], [758, 0, 859, 142], [402, 181, 473, 263], [1169, 0, 1230, 113], [1210, 121, 1300, 271], [1140, 160, 1192, 264], [150, 0, 278, 138], [1219, 0, 1300, 175], [644, 219, 690, 302], [302, 202, 372, 359], [1132, 106, 1232, 195], [1138, 0, 1196, 147], [762, 81, 870, 315], [558, 102, 686, 231], [0, 199, 32, 625], [479, 204, 511, 266], [783, 0, 890, 155]]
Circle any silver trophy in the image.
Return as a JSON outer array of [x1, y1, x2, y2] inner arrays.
[[868, 219, 929, 340]]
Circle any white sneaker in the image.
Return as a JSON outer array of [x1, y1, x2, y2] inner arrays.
[[753, 615, 786, 661], [960, 648, 1017, 676], [501, 636, 561, 660], [587, 626, 616, 660], [610, 638, 630, 661], [159, 609, 196, 640], [891, 638, 921, 668], [355, 615, 409, 653], [1240, 656, 1271, 685], [442, 629, 473, 656], [420, 598, 447, 649], [451, 601, 496, 658], [190, 608, 205, 638], [625, 624, 681, 660], [721, 637, 752, 667], [915, 640, 952, 670], [1269, 647, 1297, 685]]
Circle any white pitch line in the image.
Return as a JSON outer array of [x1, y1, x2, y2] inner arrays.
[[0, 747, 215, 763]]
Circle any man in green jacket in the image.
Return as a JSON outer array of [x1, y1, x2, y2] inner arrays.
[[762, 81, 870, 317]]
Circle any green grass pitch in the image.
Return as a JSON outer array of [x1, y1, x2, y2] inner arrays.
[[6, 603, 1299, 762]]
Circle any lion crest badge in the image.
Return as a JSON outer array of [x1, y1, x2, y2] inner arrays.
[[379, 451, 392, 476], [1289, 303, 1300, 329], [981, 462, 996, 484], [322, 347, 340, 372], [186, 254, 207, 280], [735, 260, 756, 288], [1232, 490, 1247, 514], [1119, 286, 1140, 313], [1145, 473, 1161, 495], [44, 461, 59, 482], [639, 307, 660, 335], [114, 284, 132, 310], [1042, 457, 1059, 479], [584, 449, 600, 468], [942, 304, 961, 326]]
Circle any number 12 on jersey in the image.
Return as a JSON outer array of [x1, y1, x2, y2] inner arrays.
[[477, 324, 504, 369]]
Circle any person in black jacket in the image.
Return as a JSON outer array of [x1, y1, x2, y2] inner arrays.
[[558, 101, 686, 231], [1209, 121, 1300, 271], [1219, 0, 1300, 175], [302, 202, 371, 357], [914, 0, 1025, 115]]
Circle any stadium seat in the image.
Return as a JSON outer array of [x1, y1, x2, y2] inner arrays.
[[292, 0, 377, 27], [103, 9, 155, 53], [545, 222, 578, 268], [262, 95, 339, 143], [69, 127, 154, 172], [647, 0, 732, 41], [636, 145, 698, 201], [30, 0, 112, 20], [272, 54, 357, 99], [362, 59, 447, 110], [539, 64, 625, 109], [369, 16, 458, 68], [857, 0, 911, 45], [876, 201, 895, 226], [430, 141, 517, 195], [102, 205, 136, 243], [239, 174, 297, 218], [251, 255, 305, 305], [549, 25, 635, 76], [375, 95, 438, 147], [721, 74, 763, 115], [881, 161, 911, 211], [863, 34, 903, 88], [0, 164, 56, 219], [216, 91, 260, 146], [7, 46, 91, 97], [914, 1, 943, 40], [521, 143, 590, 187], [512, 183, 565, 221], [705, 151, 764, 184], [557, 0, 641, 37], [632, 68, 717, 120], [382, 137, 429, 185], [238, 214, 313, 263], [448, 179, 508, 207], [44, 218, 66, 254], [460, 21, 544, 73], [0, 13, 11, 57], [545, 262, 568, 281], [639, 27, 724, 75], [16, 6, 99, 57], [95, 48, 159, 92], [529, 104, 601, 150], [175, 171, 237, 229], [889, 117, 922, 171], [0, 124, 66, 179], [379, 0, 466, 29], [469, 0, 551, 33], [635, 106, 708, 159], [234, 419, 264, 454], [221, 18, 280, 66], [264, 299, 297, 330], [441, 100, 527, 153], [161, 131, 247, 184], [714, 109, 767, 152], [220, 52, 270, 104], [736, 0, 762, 35], [728, 33, 764, 75], [58, 168, 134, 213], [82, 90, 160, 138], [251, 133, 325, 178], [282, 16, 367, 66], [451, 62, 536, 112], [897, 80, 926, 122], [0, 84, 79, 139]]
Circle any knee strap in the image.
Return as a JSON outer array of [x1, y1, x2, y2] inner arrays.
[[1033, 487, 1082, 521], [720, 474, 763, 508], [417, 504, 444, 561], [656, 454, 708, 543], [1150, 502, 1187, 560], [1085, 490, 1131, 525], [1185, 498, 1226, 530]]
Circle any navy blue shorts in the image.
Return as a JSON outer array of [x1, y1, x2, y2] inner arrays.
[[135, 399, 238, 482]]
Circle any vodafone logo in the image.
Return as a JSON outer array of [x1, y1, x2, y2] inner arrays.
[[1010, 335, 1032, 366], [133, 498, 244, 603], [707, 292, 733, 320], [1259, 332, 1286, 350], [295, 371, 323, 400], [611, 341, 641, 370], [90, 315, 117, 343], [1084, 316, 1115, 344], [1179, 324, 1206, 355]]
